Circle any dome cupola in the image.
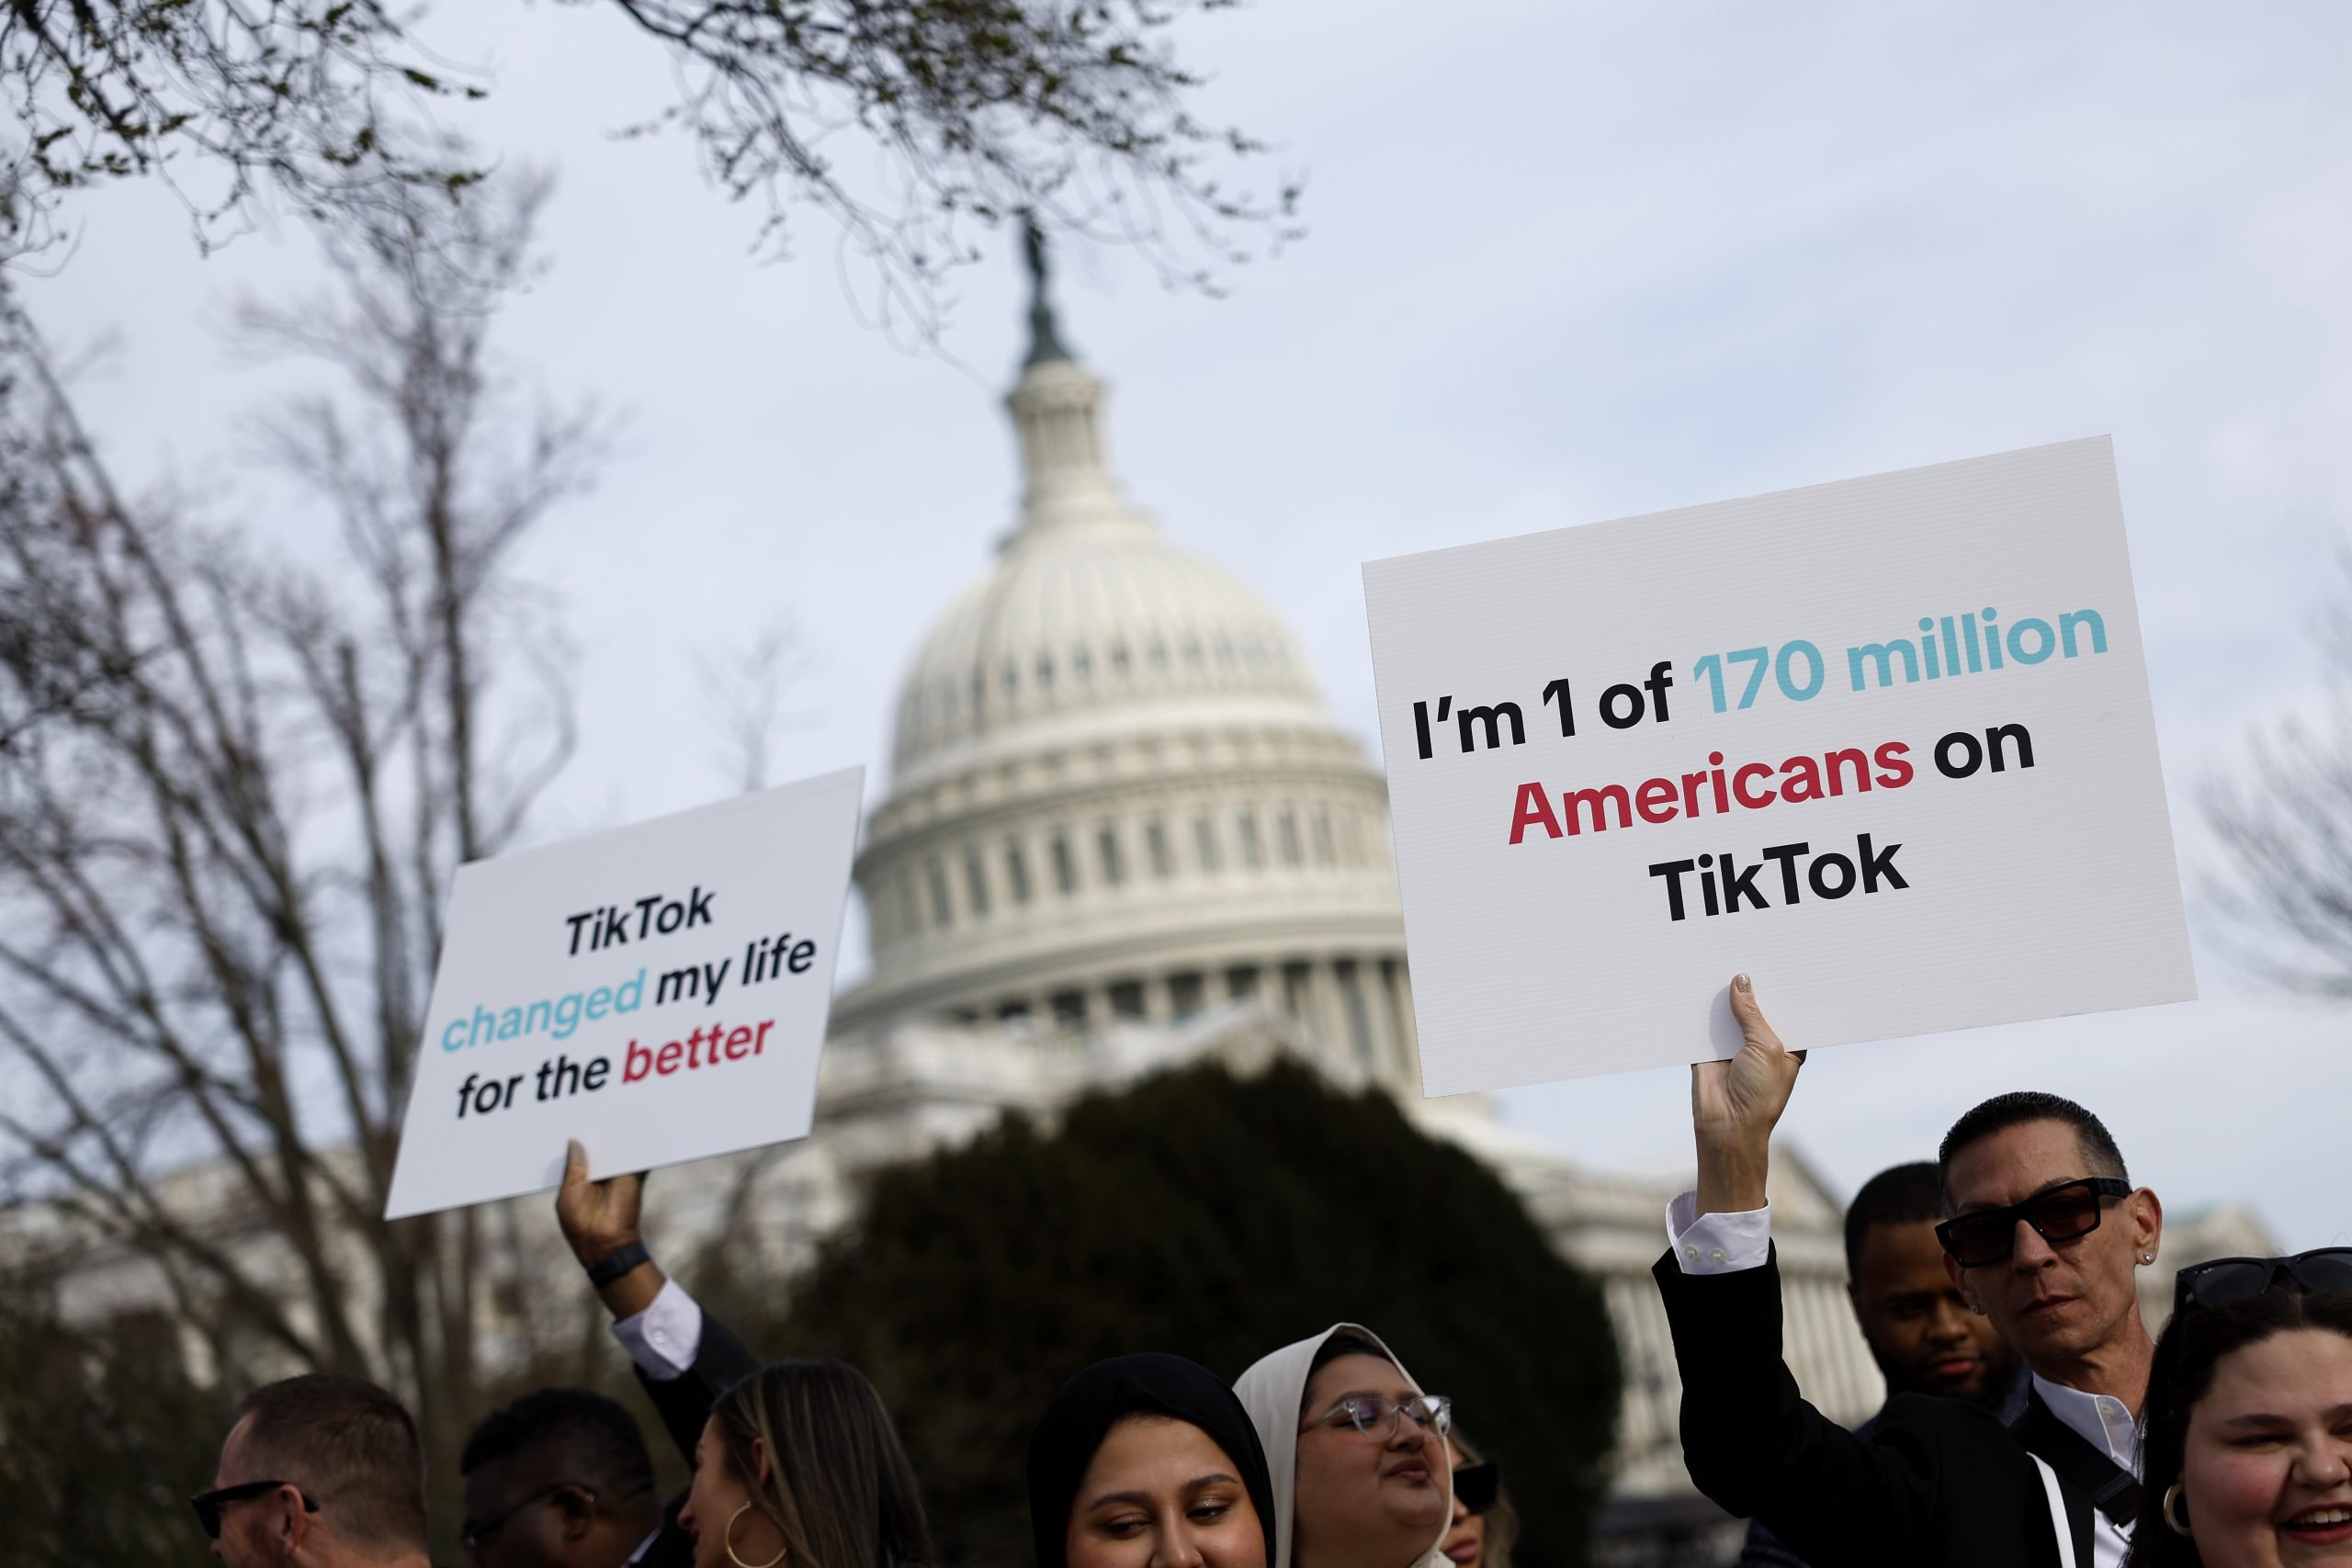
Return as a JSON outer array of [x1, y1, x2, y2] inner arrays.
[[837, 230, 1420, 1091], [889, 233, 1324, 789]]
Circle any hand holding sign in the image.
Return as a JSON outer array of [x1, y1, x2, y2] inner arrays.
[[557, 1138, 665, 1317], [1690, 975, 1804, 1219]]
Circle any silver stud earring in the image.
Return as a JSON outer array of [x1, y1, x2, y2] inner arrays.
[[2142, 1253, 2154, 1265]]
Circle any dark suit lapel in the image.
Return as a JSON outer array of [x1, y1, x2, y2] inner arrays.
[[2065, 1480, 2098, 1568], [2011, 1392, 2123, 1567]]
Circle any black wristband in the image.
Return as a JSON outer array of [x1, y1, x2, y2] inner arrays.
[[585, 1240, 651, 1287]]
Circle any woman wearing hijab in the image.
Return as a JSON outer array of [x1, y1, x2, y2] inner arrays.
[[1030, 1353, 1280, 1568], [1233, 1325, 1454, 1568]]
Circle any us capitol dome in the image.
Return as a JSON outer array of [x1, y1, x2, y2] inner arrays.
[[830, 271, 1419, 1084]]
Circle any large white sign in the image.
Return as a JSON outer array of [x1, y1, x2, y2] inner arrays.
[[384, 768, 864, 1219], [1363, 438, 2195, 1095]]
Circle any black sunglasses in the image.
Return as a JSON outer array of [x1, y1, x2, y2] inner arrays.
[[191, 1479, 318, 1539], [2174, 1247, 2352, 1315], [1453, 1460, 1502, 1515], [1934, 1177, 2133, 1269]]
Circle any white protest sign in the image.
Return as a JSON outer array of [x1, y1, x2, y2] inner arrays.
[[1363, 438, 2194, 1095], [384, 767, 863, 1219]]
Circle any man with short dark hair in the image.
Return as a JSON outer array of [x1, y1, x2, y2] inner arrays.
[[1736, 1161, 2026, 1567], [459, 1388, 663, 1568], [1838, 1161, 2027, 1410], [197, 1373, 431, 1567], [1655, 976, 2165, 1568]]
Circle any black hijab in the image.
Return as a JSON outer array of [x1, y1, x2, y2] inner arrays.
[[1027, 1353, 1278, 1568]]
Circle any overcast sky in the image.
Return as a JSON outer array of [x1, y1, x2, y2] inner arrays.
[[26, 1, 2352, 1248]]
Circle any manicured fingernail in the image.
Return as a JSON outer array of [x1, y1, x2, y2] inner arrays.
[[1733, 973, 1752, 994]]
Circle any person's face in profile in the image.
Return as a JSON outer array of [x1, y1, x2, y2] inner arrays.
[[1292, 1353, 1450, 1568], [1940, 1119, 2160, 1369], [1438, 1438, 1486, 1568], [679, 1417, 777, 1568], [1065, 1414, 1266, 1568], [1850, 1218, 2019, 1403], [2177, 1328, 2352, 1568]]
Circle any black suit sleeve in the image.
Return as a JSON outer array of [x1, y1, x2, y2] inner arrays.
[[636, 1302, 763, 1466], [1652, 1246, 2030, 1568]]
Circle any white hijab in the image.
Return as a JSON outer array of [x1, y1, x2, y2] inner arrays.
[[1232, 1324, 1454, 1568]]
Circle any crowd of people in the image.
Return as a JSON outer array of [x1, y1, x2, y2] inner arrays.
[[189, 975, 2349, 1568]]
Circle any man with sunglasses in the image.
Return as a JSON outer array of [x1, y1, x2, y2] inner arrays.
[[1652, 975, 2165, 1568], [196, 1372, 431, 1567]]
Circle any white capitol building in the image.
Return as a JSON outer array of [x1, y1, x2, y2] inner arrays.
[[840, 285, 1413, 1058], [23, 262, 2273, 1568]]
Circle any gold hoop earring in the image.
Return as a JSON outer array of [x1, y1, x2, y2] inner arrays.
[[2163, 1483, 2192, 1537], [727, 1503, 787, 1568]]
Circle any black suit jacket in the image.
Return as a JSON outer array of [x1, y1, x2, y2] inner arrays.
[[631, 1304, 763, 1568], [1654, 1247, 2098, 1568]]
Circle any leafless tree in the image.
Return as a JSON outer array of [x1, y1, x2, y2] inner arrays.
[[0, 1, 1302, 334], [695, 616, 818, 794], [0, 171, 603, 1478], [2199, 558, 2352, 998]]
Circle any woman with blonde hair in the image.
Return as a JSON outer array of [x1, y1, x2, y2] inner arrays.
[[1440, 1430, 1515, 1568], [678, 1361, 935, 1568]]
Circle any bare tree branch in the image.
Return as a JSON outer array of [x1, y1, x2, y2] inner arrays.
[[2, 2, 1299, 334], [2199, 550, 2352, 998], [695, 615, 818, 793], [0, 167, 602, 1486]]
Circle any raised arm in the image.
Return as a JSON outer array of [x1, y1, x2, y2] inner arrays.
[[556, 1141, 761, 1463], [1656, 976, 1969, 1566]]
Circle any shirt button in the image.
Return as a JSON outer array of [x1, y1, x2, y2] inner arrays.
[[651, 1330, 668, 1344], [1710, 1249, 1727, 1264], [1685, 1246, 1700, 1259]]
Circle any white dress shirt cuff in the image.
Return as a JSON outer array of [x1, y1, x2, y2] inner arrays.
[[611, 1277, 701, 1381], [1664, 1190, 1772, 1273]]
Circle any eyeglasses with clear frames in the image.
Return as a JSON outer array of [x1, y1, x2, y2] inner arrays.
[[1299, 1393, 1453, 1441]]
